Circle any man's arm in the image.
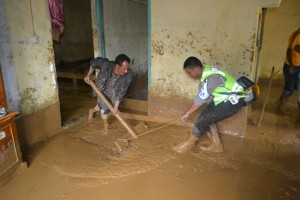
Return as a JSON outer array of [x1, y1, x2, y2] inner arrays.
[[84, 57, 109, 84], [180, 102, 201, 123], [113, 100, 120, 114], [84, 66, 95, 84], [180, 80, 209, 122], [180, 75, 225, 123]]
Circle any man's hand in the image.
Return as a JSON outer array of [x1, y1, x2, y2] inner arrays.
[[84, 66, 95, 84], [180, 112, 189, 123], [112, 107, 120, 115], [84, 75, 91, 84], [113, 100, 120, 115]]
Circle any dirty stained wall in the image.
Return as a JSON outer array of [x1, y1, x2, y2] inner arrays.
[[0, 0, 61, 146], [150, 0, 280, 101], [258, 0, 300, 80]]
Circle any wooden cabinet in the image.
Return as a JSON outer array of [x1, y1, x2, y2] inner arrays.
[[0, 65, 22, 185]]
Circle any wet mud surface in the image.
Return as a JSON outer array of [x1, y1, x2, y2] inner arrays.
[[1, 115, 300, 199], [1, 79, 300, 199]]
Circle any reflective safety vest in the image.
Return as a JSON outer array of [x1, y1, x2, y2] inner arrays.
[[200, 65, 245, 105]]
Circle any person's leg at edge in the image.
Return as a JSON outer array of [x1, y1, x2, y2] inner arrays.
[[295, 69, 300, 125], [88, 104, 99, 121], [277, 64, 296, 114]]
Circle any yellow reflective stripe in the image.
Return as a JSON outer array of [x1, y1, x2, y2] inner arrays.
[[214, 95, 228, 101], [202, 68, 225, 78]]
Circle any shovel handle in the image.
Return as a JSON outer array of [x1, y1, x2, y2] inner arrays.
[[89, 81, 138, 138], [257, 66, 275, 127]]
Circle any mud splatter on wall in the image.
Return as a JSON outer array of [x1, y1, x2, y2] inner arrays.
[[1, 0, 61, 145], [2, 0, 59, 116], [150, 0, 280, 99]]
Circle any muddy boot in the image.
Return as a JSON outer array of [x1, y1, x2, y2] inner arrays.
[[88, 105, 99, 121], [276, 94, 289, 114], [199, 124, 223, 153], [100, 114, 110, 135], [172, 134, 199, 154]]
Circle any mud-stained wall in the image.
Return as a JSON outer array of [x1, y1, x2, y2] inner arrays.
[[258, 0, 300, 80], [102, 0, 148, 75], [53, 0, 94, 64], [3, 0, 58, 114], [150, 0, 280, 101], [0, 0, 61, 146]]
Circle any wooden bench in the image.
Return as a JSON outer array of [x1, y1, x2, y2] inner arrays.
[[56, 70, 95, 88]]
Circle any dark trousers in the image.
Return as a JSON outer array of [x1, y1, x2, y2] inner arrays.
[[97, 93, 111, 114], [193, 99, 245, 137], [283, 63, 300, 96]]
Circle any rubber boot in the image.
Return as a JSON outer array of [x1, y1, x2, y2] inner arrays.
[[88, 104, 99, 121], [100, 114, 110, 135], [199, 124, 223, 153], [172, 133, 199, 154], [277, 94, 289, 114]]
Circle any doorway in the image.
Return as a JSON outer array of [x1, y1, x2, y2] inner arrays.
[[53, 0, 95, 125], [54, 0, 149, 125], [98, 0, 149, 114]]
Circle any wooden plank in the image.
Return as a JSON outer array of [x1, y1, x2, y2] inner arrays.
[[0, 112, 20, 122], [56, 71, 95, 80]]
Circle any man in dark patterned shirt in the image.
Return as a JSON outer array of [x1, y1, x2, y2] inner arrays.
[[84, 54, 132, 134]]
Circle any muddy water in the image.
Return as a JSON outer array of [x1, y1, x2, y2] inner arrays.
[[1, 79, 300, 199], [58, 80, 97, 124], [1, 115, 300, 200]]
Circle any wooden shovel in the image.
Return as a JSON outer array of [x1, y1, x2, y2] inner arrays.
[[89, 80, 138, 139]]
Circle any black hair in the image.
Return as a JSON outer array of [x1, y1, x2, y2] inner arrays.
[[183, 56, 203, 69], [115, 54, 131, 66]]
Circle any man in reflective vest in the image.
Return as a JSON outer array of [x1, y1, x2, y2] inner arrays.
[[173, 56, 246, 154]]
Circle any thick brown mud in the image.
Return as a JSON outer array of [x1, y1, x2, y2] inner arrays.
[[1, 79, 300, 200]]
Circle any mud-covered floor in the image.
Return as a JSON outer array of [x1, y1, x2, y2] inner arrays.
[[1, 78, 300, 200]]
